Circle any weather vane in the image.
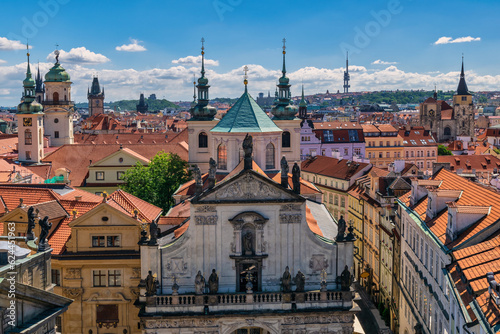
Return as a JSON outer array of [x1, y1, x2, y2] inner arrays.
[[54, 44, 60, 63]]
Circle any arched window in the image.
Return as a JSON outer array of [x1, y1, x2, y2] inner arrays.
[[53, 92, 59, 102], [217, 144, 227, 170], [265, 143, 275, 169], [39, 129, 42, 145], [444, 126, 451, 136], [282, 131, 291, 148], [198, 132, 208, 148], [24, 129, 32, 145]]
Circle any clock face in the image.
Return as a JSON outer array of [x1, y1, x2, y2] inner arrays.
[[429, 109, 435, 116], [23, 118, 32, 127]]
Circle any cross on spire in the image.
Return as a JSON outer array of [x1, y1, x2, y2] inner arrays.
[[243, 65, 249, 91]]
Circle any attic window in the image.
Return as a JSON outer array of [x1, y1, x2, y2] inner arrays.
[[101, 216, 109, 222], [119, 158, 123, 163]]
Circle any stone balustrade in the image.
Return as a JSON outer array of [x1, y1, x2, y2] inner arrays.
[[145, 290, 352, 314]]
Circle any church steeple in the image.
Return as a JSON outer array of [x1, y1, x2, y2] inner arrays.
[[190, 38, 216, 120], [18, 44, 42, 114], [271, 38, 297, 120], [299, 85, 308, 119], [456, 56, 471, 96]]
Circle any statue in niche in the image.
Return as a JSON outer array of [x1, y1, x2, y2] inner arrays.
[[208, 269, 219, 294], [282, 266, 292, 292], [195, 271, 206, 294], [145, 271, 158, 296], [336, 215, 346, 241], [295, 270, 305, 292], [243, 231, 253, 255], [26, 206, 37, 240], [292, 163, 301, 194], [340, 265, 352, 291], [38, 216, 51, 246]]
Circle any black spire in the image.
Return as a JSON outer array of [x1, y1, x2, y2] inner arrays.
[[89, 76, 103, 96], [190, 38, 216, 120], [35, 62, 45, 94], [343, 51, 350, 94], [456, 56, 471, 96]]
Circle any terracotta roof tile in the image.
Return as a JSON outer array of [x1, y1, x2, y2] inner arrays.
[[301, 155, 370, 181], [108, 190, 162, 223]]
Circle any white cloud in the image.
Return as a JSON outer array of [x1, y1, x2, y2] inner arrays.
[[1, 61, 500, 107], [115, 39, 147, 52], [0, 59, 6, 64], [46, 47, 110, 64], [0, 37, 31, 50], [172, 55, 219, 67], [372, 59, 398, 65], [434, 36, 481, 45]]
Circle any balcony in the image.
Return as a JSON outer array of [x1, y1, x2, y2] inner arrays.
[[43, 100, 75, 106], [145, 290, 352, 314]]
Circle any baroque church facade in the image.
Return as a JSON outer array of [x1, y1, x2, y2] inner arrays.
[[419, 59, 475, 142], [138, 42, 357, 334]]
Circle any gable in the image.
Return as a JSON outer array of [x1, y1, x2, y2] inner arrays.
[[91, 148, 149, 167], [195, 170, 304, 203], [68, 202, 142, 228]]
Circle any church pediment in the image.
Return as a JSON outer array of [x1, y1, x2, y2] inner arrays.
[[193, 170, 304, 203]]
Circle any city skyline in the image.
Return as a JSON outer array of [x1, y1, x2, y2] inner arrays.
[[1, 0, 499, 105]]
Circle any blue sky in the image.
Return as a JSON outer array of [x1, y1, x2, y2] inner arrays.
[[1, 0, 499, 105]]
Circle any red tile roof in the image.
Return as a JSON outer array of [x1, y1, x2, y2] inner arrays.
[[301, 155, 370, 181], [108, 189, 162, 223]]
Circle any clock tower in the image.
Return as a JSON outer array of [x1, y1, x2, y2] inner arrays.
[[17, 45, 44, 163], [43, 48, 74, 146]]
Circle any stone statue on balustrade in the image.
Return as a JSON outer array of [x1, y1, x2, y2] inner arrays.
[[340, 265, 352, 291], [336, 215, 346, 241], [292, 163, 301, 194], [208, 269, 219, 294], [282, 266, 292, 292], [38, 216, 51, 251], [295, 270, 305, 292], [145, 270, 158, 296], [148, 218, 159, 245], [195, 271, 206, 295], [26, 206, 36, 241]]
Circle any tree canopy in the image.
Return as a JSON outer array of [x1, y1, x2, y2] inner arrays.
[[120, 152, 191, 212], [438, 144, 453, 156]]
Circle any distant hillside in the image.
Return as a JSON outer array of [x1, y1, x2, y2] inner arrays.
[[75, 98, 180, 111], [109, 98, 180, 111]]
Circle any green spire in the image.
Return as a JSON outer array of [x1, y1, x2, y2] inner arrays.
[[299, 85, 307, 107], [271, 38, 297, 120], [18, 44, 43, 114], [190, 38, 216, 120]]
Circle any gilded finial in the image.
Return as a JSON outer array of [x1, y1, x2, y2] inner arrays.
[[243, 65, 249, 90], [282, 38, 286, 54]]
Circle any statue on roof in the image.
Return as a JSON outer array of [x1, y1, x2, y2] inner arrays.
[[38, 216, 52, 251], [193, 164, 202, 195], [295, 270, 305, 292], [26, 206, 36, 241], [148, 219, 159, 245], [243, 134, 253, 170], [145, 270, 158, 296], [336, 215, 346, 241], [208, 158, 217, 189], [292, 163, 301, 194], [281, 156, 289, 188], [340, 265, 352, 291]]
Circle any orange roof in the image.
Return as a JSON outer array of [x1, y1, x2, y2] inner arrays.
[[108, 189, 162, 223], [301, 155, 370, 181], [42, 143, 188, 186], [305, 205, 322, 237], [270, 172, 320, 195], [441, 109, 453, 120], [0, 185, 59, 215], [0, 135, 18, 156]]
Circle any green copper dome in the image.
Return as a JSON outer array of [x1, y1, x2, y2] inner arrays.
[[23, 76, 35, 88], [45, 62, 71, 82], [17, 52, 44, 114], [18, 100, 43, 114]]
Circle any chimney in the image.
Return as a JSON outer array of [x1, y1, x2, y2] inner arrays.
[[74, 195, 82, 202]]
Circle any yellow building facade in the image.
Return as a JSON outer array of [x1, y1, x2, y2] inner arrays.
[[363, 124, 403, 168]]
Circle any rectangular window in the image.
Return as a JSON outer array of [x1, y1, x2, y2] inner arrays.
[[354, 148, 361, 156], [92, 236, 105, 247], [107, 235, 120, 247], [51, 269, 61, 286], [25, 130, 32, 145], [425, 243, 428, 268], [324, 130, 333, 142], [386, 152, 390, 158], [93, 270, 107, 287], [379, 152, 383, 158], [54, 131, 59, 138], [96, 171, 105, 180], [26, 151, 32, 160], [430, 249, 434, 277], [108, 270, 122, 287], [117, 171, 125, 180], [344, 148, 348, 156]]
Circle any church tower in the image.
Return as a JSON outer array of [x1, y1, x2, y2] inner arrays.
[[43, 48, 74, 146], [298, 85, 308, 119], [270, 38, 301, 166], [453, 57, 475, 138], [188, 38, 219, 173], [88, 76, 105, 116], [35, 63, 45, 104], [17, 45, 44, 163]]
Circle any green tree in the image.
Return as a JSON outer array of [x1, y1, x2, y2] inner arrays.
[[120, 152, 191, 212], [438, 145, 453, 156]]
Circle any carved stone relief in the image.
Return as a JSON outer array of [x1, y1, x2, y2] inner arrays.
[[195, 215, 218, 225], [165, 257, 188, 274], [309, 254, 329, 273], [131, 267, 141, 279], [215, 174, 283, 201], [62, 287, 83, 299], [279, 213, 302, 224], [65, 268, 81, 279]]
